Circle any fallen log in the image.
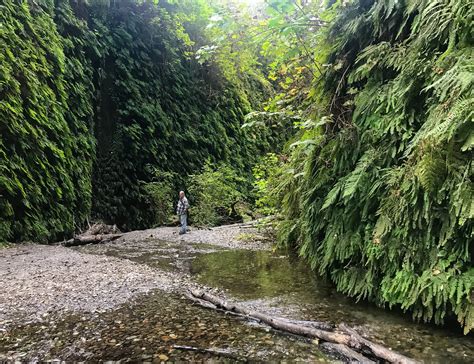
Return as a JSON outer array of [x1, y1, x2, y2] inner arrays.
[[185, 291, 332, 333], [321, 342, 375, 364], [63, 233, 123, 247], [184, 291, 219, 310], [189, 290, 351, 346], [278, 317, 334, 331], [185, 291, 332, 330], [189, 290, 417, 364], [83, 222, 121, 235], [339, 324, 411, 364]]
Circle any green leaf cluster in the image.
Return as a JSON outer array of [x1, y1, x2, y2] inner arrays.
[[188, 161, 247, 226], [252, 153, 283, 216], [142, 170, 176, 227], [273, 0, 473, 332]]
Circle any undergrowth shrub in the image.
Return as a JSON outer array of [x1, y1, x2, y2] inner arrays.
[[188, 162, 247, 226], [142, 170, 175, 226]]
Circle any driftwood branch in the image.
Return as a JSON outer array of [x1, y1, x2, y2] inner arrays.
[[188, 290, 417, 364], [278, 317, 334, 331], [321, 342, 376, 364], [63, 233, 123, 247], [185, 291, 332, 330], [184, 291, 219, 310], [62, 223, 122, 247], [339, 324, 412, 364]]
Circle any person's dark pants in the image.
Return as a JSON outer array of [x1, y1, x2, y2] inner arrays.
[[179, 214, 187, 234]]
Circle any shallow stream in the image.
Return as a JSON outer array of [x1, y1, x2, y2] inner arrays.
[[1, 238, 472, 362], [191, 249, 474, 363]]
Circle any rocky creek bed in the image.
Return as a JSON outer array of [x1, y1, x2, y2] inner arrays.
[[1, 223, 473, 362]]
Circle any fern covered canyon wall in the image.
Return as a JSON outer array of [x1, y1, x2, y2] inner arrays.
[[266, 0, 472, 332], [1, 1, 96, 242], [0, 0, 271, 242]]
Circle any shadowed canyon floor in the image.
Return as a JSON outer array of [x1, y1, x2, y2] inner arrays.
[[1, 224, 473, 362]]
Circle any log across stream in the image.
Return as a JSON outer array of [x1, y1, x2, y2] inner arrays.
[[189, 248, 473, 362], [187, 290, 417, 364]]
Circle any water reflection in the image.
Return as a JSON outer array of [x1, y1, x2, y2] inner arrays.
[[191, 250, 474, 363]]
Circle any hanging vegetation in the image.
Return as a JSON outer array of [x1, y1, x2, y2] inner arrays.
[[0, 1, 96, 243], [1, 0, 471, 335], [268, 0, 473, 333]]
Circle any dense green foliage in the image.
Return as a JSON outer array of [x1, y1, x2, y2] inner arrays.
[[188, 162, 247, 226], [2, 0, 471, 334], [252, 0, 472, 332], [89, 0, 265, 229], [0, 0, 278, 242], [252, 153, 282, 216], [142, 170, 175, 226], [0, 1, 95, 242]]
